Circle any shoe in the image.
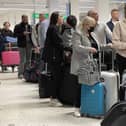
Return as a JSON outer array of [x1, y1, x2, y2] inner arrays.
[[73, 108, 81, 117], [18, 74, 24, 79], [49, 99, 63, 107]]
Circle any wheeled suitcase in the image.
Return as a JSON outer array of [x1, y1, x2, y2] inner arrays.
[[81, 82, 105, 117], [2, 51, 20, 65], [59, 65, 78, 105], [101, 101, 126, 126], [101, 71, 120, 111], [80, 50, 106, 117], [100, 47, 120, 111], [38, 63, 52, 98], [1, 51, 20, 72]]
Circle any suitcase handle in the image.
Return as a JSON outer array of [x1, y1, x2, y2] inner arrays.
[[99, 46, 116, 72]]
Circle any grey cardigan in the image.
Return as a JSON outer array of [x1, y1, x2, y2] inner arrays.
[[70, 30, 100, 84]]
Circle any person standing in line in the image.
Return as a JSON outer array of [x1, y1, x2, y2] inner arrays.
[[14, 15, 33, 79], [87, 9, 112, 46], [38, 14, 49, 55], [71, 16, 97, 117], [42, 12, 64, 107], [107, 9, 120, 32], [87, 9, 112, 70]]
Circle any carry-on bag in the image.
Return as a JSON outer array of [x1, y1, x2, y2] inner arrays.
[[80, 48, 106, 117], [59, 65, 78, 105], [1, 50, 20, 72], [38, 63, 52, 98], [100, 46, 120, 111], [81, 82, 105, 117], [101, 101, 126, 126], [24, 49, 42, 83]]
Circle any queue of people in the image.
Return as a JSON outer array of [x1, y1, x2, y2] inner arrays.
[[1, 8, 126, 117]]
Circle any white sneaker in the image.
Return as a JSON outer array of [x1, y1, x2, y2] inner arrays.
[[49, 99, 63, 107], [74, 108, 81, 117]]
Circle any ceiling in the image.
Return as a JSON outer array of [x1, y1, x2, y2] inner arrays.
[[0, 0, 96, 12]]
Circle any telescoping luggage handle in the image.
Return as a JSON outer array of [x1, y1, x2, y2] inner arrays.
[[100, 45, 115, 72]]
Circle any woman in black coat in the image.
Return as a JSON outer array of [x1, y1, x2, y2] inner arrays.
[[42, 12, 64, 106]]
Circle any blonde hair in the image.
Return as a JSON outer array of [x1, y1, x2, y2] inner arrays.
[[80, 16, 96, 31]]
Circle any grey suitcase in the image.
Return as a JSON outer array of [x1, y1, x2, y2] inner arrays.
[[100, 46, 120, 112]]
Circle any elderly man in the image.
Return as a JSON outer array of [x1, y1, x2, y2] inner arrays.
[[87, 9, 112, 70]]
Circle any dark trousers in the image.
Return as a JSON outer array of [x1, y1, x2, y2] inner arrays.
[[49, 62, 63, 99], [116, 54, 126, 83], [73, 75, 81, 108], [116, 54, 126, 101]]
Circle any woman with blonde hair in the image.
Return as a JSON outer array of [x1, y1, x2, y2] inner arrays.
[[71, 16, 98, 117]]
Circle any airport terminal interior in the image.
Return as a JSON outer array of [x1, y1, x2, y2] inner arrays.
[[0, 0, 126, 126]]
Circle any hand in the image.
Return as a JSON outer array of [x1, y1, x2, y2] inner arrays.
[[35, 47, 40, 53], [107, 43, 113, 48], [90, 47, 97, 54]]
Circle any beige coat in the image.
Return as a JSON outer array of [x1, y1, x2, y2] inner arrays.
[[112, 19, 126, 58]]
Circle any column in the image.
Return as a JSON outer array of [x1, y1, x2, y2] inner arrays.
[[47, 0, 59, 16], [70, 0, 80, 23]]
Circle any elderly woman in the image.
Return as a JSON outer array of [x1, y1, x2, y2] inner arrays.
[[71, 16, 97, 117]]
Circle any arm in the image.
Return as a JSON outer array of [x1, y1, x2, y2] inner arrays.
[[72, 32, 92, 54], [112, 22, 126, 50], [40, 22, 47, 44], [31, 26, 38, 47]]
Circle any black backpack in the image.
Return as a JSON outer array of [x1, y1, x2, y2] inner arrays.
[[101, 101, 126, 126]]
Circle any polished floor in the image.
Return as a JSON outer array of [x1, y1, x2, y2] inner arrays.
[[0, 68, 101, 126]]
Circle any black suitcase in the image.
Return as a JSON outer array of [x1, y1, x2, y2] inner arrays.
[[38, 63, 52, 98], [59, 65, 78, 105], [101, 101, 126, 126]]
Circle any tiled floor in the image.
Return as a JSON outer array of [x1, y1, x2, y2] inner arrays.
[[0, 70, 101, 126]]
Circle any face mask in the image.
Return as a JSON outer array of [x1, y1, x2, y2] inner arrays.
[[88, 27, 95, 33]]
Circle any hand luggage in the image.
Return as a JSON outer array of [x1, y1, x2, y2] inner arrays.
[[2, 51, 20, 65], [100, 47, 120, 111], [1, 50, 20, 72], [58, 65, 78, 105], [101, 101, 126, 126], [24, 50, 42, 83], [80, 47, 106, 117], [38, 63, 52, 98], [81, 82, 105, 117], [101, 71, 120, 111]]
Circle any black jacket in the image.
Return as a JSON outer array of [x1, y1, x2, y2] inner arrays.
[[14, 22, 32, 48], [1, 28, 13, 37], [106, 20, 114, 32], [42, 25, 63, 64]]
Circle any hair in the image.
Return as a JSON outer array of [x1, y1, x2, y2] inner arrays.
[[22, 15, 28, 19], [39, 13, 45, 19], [49, 11, 59, 25], [66, 15, 77, 29], [3, 21, 10, 26], [111, 8, 119, 14], [80, 16, 96, 31], [87, 9, 97, 16]]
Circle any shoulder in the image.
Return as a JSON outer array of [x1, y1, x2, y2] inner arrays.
[[106, 20, 112, 25], [14, 23, 21, 29]]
